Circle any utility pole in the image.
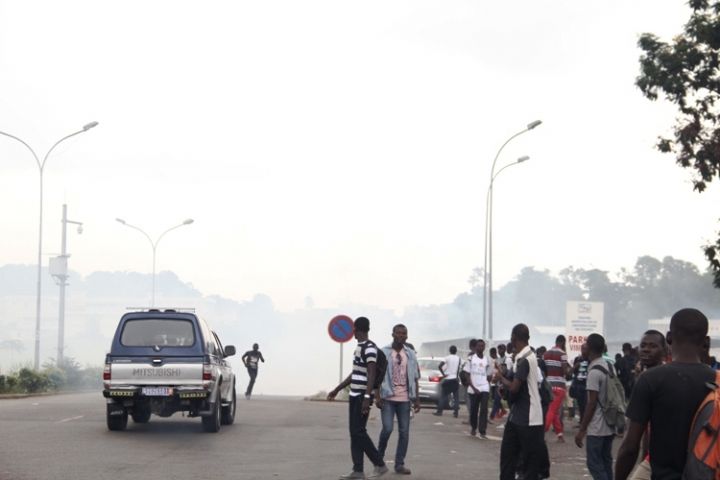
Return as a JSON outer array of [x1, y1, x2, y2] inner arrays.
[[50, 204, 82, 367]]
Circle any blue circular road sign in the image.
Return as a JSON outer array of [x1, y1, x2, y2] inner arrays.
[[328, 315, 354, 343]]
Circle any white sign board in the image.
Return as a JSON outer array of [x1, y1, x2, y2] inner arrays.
[[566, 301, 604, 361]]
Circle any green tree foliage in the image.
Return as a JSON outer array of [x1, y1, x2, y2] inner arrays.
[[0, 360, 102, 395], [16, 368, 49, 393], [637, 0, 720, 285], [451, 255, 720, 343]]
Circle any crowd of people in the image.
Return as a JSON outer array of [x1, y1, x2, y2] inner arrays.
[[326, 308, 720, 479]]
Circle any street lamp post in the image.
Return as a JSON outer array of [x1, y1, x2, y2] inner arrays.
[[116, 218, 194, 307], [481, 156, 530, 340], [0, 121, 99, 369], [483, 120, 541, 343]]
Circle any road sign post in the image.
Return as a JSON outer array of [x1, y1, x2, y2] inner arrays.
[[328, 315, 354, 383]]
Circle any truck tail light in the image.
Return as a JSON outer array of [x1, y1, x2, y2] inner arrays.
[[428, 375, 442, 383], [202, 363, 213, 381], [103, 363, 111, 381]]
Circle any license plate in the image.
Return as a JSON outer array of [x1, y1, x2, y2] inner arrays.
[[141, 387, 173, 396]]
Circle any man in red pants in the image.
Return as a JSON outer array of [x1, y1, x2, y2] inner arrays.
[[544, 335, 571, 442]]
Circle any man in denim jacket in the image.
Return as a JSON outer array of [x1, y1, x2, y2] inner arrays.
[[375, 324, 421, 475]]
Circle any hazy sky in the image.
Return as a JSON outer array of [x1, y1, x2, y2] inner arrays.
[[2, 1, 717, 313]]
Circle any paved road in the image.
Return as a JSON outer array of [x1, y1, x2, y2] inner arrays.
[[0, 393, 599, 479]]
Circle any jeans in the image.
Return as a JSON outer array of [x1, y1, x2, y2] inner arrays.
[[377, 400, 411, 469], [490, 385, 503, 418], [500, 421, 546, 480], [576, 385, 587, 421], [436, 379, 459, 415], [348, 395, 384, 473], [468, 391, 489, 435], [545, 386, 566, 435], [245, 367, 258, 396], [586, 435, 614, 480]]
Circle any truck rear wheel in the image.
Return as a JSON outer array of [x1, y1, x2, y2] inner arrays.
[[107, 404, 128, 431], [202, 398, 221, 433]]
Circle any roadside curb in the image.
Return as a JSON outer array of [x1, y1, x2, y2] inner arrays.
[[0, 392, 56, 400], [0, 389, 97, 400]]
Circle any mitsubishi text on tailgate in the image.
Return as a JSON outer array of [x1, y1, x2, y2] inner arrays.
[[103, 309, 236, 432]]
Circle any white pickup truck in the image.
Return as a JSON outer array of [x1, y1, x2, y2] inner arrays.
[[103, 309, 236, 432]]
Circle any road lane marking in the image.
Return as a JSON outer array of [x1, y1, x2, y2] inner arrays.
[[56, 415, 84, 423]]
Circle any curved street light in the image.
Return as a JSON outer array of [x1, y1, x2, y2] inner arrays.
[[0, 121, 99, 369], [482, 156, 530, 340], [484, 120, 541, 342], [116, 218, 194, 307]]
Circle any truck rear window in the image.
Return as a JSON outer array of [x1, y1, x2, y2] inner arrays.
[[121, 319, 195, 347]]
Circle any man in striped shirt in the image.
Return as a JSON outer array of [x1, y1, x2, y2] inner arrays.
[[544, 335, 570, 443], [328, 316, 389, 479]]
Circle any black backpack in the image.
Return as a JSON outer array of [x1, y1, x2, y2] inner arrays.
[[373, 347, 388, 389], [539, 376, 554, 407]]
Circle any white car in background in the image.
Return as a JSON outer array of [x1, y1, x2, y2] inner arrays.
[[417, 357, 466, 406]]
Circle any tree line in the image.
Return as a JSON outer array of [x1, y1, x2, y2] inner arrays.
[[440, 255, 720, 343]]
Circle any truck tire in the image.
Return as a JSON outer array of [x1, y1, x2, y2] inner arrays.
[[221, 386, 236, 425], [131, 406, 151, 424], [107, 404, 128, 431], [202, 398, 221, 433]]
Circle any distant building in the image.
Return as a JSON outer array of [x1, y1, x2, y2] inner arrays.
[[419, 336, 511, 359]]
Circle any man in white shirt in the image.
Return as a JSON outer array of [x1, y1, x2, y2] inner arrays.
[[433, 345, 461, 417], [464, 339, 491, 438]]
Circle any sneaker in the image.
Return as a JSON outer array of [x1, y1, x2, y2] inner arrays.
[[470, 429, 477, 436], [432, 412, 442, 416], [368, 465, 389, 478], [395, 466, 412, 475], [557, 435, 565, 443], [339, 472, 365, 479]]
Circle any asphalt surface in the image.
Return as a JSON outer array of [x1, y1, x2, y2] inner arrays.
[[0, 393, 608, 479]]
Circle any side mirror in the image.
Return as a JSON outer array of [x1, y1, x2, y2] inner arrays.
[[224, 345, 236, 357]]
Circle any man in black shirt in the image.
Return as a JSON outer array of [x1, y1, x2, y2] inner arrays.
[[619, 342, 637, 400], [615, 308, 715, 480], [241, 343, 265, 399]]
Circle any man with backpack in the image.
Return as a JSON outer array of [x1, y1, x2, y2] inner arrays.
[[575, 333, 619, 480], [615, 308, 716, 480], [327, 316, 389, 479], [375, 324, 421, 475]]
